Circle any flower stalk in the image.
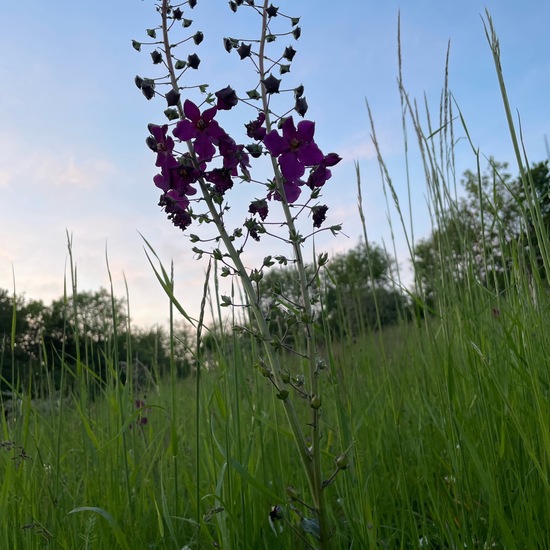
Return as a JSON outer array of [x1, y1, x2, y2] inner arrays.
[[137, 1, 342, 545]]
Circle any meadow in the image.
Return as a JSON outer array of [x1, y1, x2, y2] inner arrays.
[[2, 9, 550, 550]]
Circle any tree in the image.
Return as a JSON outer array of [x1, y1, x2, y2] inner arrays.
[[324, 241, 406, 336], [414, 159, 550, 304]]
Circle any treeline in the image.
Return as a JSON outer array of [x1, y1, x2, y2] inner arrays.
[[414, 159, 550, 308], [1, 241, 411, 393], [0, 288, 193, 395]]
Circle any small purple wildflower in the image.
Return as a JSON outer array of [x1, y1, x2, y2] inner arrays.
[[263, 117, 324, 185], [219, 135, 250, 177], [148, 124, 179, 175], [245, 113, 266, 141], [311, 204, 328, 228], [307, 152, 342, 189], [249, 198, 269, 221], [173, 100, 226, 162], [205, 168, 234, 194]]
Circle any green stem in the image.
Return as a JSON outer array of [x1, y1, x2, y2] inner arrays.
[[258, 2, 328, 545]]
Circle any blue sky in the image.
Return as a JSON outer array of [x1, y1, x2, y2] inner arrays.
[[1, 0, 549, 327]]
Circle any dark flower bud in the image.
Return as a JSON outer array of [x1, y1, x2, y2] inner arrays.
[[245, 143, 263, 158], [146, 135, 157, 152], [246, 89, 261, 100], [172, 7, 183, 19], [146, 28, 157, 39], [166, 88, 181, 107], [132, 40, 141, 51], [164, 108, 180, 120], [187, 53, 201, 69], [312, 205, 328, 228], [261, 74, 281, 94], [215, 85, 238, 110], [193, 31, 204, 45], [151, 50, 163, 64], [224, 37, 233, 52], [276, 390, 289, 401], [266, 4, 279, 17], [279, 64, 290, 75], [245, 113, 266, 140], [175, 59, 187, 70], [292, 26, 301, 40], [294, 96, 308, 116], [189, 0, 197, 7], [290, 17, 300, 26], [249, 198, 268, 220], [229, 1, 237, 12], [310, 395, 322, 409], [294, 84, 304, 98], [323, 153, 342, 166], [244, 218, 265, 241], [141, 80, 155, 100], [237, 42, 251, 59], [134, 75, 144, 89], [283, 46, 296, 61], [182, 18, 193, 28], [335, 452, 349, 470]]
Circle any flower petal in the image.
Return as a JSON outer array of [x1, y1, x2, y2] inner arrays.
[[279, 151, 305, 182], [264, 130, 288, 157], [283, 181, 302, 203], [296, 120, 315, 142], [173, 120, 196, 141], [183, 99, 200, 121], [297, 142, 324, 167], [281, 117, 297, 141]]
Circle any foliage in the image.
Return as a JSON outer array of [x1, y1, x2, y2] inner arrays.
[[414, 159, 550, 304]]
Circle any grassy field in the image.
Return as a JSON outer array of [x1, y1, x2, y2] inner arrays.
[[2, 274, 550, 549], [2, 13, 549, 550]]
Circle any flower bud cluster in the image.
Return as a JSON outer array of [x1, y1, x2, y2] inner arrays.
[[135, 0, 341, 237]]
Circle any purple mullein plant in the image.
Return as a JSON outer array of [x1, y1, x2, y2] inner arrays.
[[133, 2, 345, 546]]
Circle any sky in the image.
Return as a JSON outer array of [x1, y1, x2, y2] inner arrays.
[[1, 0, 549, 328]]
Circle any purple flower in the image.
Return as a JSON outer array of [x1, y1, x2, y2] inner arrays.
[[245, 113, 266, 141], [154, 154, 200, 194], [264, 117, 324, 183], [218, 135, 250, 177], [311, 204, 328, 228], [307, 153, 342, 189], [148, 124, 179, 175], [159, 192, 193, 231], [205, 168, 234, 194], [268, 178, 305, 204], [173, 100, 226, 162], [215, 85, 238, 110], [249, 199, 269, 221]]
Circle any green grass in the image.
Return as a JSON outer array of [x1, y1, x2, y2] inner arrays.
[[3, 281, 550, 548]]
